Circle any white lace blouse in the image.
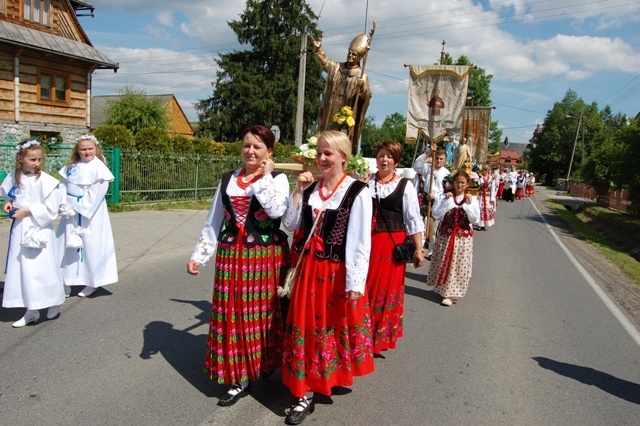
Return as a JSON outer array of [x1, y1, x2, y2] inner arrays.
[[368, 176, 425, 237]]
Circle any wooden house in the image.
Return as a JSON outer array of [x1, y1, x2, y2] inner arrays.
[[0, 0, 118, 144], [91, 94, 195, 139]]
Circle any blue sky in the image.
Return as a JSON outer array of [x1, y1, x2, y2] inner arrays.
[[82, 0, 640, 149]]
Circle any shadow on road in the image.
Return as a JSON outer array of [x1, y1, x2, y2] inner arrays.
[[533, 356, 640, 405], [140, 298, 225, 399]]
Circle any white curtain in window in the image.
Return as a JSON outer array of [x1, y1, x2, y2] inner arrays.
[[55, 76, 66, 102], [40, 73, 52, 100], [24, 0, 32, 20], [43, 0, 50, 25]]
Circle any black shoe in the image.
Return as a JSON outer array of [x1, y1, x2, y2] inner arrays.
[[218, 383, 250, 406], [285, 398, 314, 425]]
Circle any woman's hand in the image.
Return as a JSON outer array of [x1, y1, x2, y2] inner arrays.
[[186, 260, 201, 275], [346, 291, 362, 301], [3, 201, 12, 214], [261, 157, 275, 175], [295, 172, 314, 193], [444, 192, 453, 199], [466, 194, 473, 204], [413, 249, 425, 268]]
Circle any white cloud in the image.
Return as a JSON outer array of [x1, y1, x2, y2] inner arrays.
[[143, 25, 171, 41], [155, 11, 174, 27]]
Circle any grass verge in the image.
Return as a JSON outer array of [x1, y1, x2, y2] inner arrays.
[[547, 200, 640, 285]]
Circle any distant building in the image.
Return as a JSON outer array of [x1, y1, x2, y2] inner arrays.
[[500, 149, 523, 165], [0, 0, 118, 143], [91, 94, 194, 139]]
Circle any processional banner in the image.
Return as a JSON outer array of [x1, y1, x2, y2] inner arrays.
[[405, 64, 472, 144], [462, 106, 492, 164]]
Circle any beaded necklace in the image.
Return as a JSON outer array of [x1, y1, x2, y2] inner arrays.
[[319, 173, 347, 201], [236, 167, 263, 189], [453, 192, 466, 206]]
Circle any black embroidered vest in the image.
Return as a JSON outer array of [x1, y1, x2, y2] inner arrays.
[[218, 171, 288, 247], [373, 178, 409, 232], [293, 180, 367, 262]]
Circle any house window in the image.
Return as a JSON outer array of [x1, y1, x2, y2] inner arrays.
[[24, 0, 51, 26], [37, 70, 69, 104]]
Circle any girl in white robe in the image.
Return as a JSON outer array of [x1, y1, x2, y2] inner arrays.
[[56, 134, 118, 298], [1, 140, 65, 327]]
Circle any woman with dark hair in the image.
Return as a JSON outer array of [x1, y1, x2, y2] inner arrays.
[[426, 171, 480, 306], [187, 125, 289, 406], [281, 130, 374, 425], [366, 140, 424, 355]]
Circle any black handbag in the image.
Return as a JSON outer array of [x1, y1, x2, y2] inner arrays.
[[376, 179, 415, 263], [392, 241, 416, 262]]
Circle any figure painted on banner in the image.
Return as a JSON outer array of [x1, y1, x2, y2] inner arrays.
[[187, 125, 289, 407], [367, 140, 424, 356], [428, 88, 445, 116], [427, 171, 480, 306], [57, 134, 118, 298], [311, 34, 372, 146], [455, 133, 473, 171], [413, 147, 451, 257], [281, 131, 374, 425], [1, 140, 65, 327]]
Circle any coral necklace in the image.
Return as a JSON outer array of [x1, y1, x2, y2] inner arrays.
[[453, 192, 466, 206], [236, 167, 263, 190], [319, 173, 347, 201]]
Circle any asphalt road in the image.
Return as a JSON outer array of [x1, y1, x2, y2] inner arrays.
[[0, 197, 639, 425]]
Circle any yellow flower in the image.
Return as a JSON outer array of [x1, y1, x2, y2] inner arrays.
[[346, 116, 355, 127]]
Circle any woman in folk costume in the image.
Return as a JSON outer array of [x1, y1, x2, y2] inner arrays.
[[496, 167, 506, 199], [1, 140, 65, 327], [187, 125, 289, 406], [525, 172, 536, 197], [366, 140, 424, 355], [477, 164, 497, 230], [281, 131, 374, 425], [57, 134, 118, 298], [515, 170, 526, 200], [427, 171, 480, 306]]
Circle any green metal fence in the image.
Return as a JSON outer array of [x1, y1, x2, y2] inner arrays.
[[0, 143, 291, 206]]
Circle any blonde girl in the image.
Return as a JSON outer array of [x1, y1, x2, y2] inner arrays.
[[56, 134, 118, 298], [1, 140, 65, 327]]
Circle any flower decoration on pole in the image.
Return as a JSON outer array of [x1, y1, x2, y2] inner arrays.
[[331, 105, 356, 131], [346, 154, 370, 180], [291, 135, 318, 165]]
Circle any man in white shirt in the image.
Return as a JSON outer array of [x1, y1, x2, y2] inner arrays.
[[413, 147, 451, 258]]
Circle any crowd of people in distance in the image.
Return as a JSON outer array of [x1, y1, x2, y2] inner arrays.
[[1, 135, 118, 328], [498, 165, 535, 202]]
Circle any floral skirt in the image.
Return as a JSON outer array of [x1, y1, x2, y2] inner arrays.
[[427, 234, 473, 298], [479, 195, 495, 227], [282, 245, 374, 398], [366, 230, 406, 354], [205, 241, 288, 385]]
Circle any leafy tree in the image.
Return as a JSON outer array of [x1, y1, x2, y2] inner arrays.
[[134, 127, 171, 153], [171, 136, 195, 154], [105, 85, 168, 134], [196, 0, 324, 143], [192, 138, 225, 155], [94, 124, 136, 151]]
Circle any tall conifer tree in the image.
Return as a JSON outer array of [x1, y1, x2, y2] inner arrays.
[[196, 0, 324, 142]]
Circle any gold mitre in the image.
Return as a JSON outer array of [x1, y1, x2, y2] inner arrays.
[[349, 34, 370, 56]]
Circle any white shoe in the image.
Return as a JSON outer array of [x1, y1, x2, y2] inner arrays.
[[47, 305, 61, 320], [12, 310, 40, 328], [441, 298, 453, 306], [78, 286, 96, 298], [64, 285, 71, 298]]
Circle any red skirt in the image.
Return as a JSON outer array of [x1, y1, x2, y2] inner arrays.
[[497, 182, 505, 198], [366, 230, 407, 354], [205, 241, 287, 385], [515, 187, 525, 199], [525, 184, 535, 195], [282, 236, 374, 397]]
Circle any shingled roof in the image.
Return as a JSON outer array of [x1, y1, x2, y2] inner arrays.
[[0, 20, 118, 69]]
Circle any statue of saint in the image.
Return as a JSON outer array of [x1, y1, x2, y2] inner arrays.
[[455, 133, 473, 171], [311, 33, 372, 148]]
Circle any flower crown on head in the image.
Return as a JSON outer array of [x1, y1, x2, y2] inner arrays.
[[12, 140, 41, 160], [76, 134, 99, 145]]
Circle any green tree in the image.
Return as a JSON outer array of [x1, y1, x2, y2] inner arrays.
[[171, 136, 194, 154], [94, 124, 136, 151], [135, 127, 171, 152], [196, 0, 324, 143], [105, 85, 168, 135]]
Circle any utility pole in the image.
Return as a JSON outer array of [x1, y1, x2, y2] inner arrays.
[[294, 31, 307, 147], [566, 113, 583, 184]]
